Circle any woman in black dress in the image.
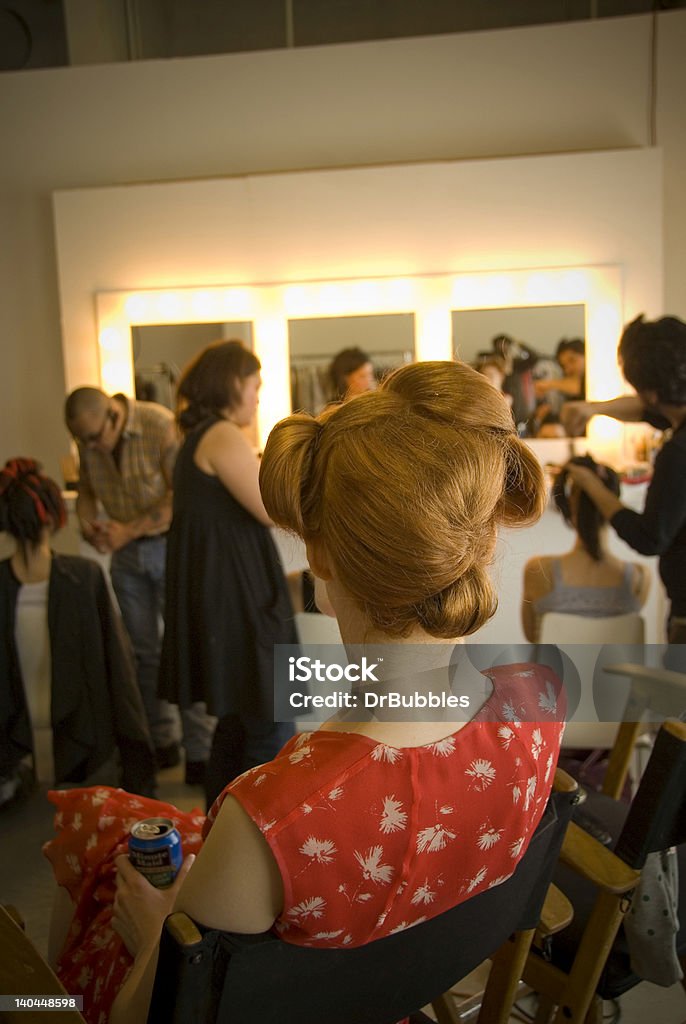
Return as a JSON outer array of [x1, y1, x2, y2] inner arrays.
[[159, 341, 296, 807]]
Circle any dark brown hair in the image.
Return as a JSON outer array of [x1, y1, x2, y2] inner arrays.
[[176, 340, 260, 433]]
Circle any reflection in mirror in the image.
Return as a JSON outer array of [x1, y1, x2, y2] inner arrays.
[[131, 321, 253, 410], [288, 313, 415, 414], [452, 304, 586, 438]]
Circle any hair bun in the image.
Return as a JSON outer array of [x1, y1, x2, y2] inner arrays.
[[260, 416, 324, 536], [416, 564, 498, 639]]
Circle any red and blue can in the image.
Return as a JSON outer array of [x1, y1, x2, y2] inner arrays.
[[128, 818, 183, 889]]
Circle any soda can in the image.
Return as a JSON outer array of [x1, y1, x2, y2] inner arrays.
[[128, 817, 183, 889]]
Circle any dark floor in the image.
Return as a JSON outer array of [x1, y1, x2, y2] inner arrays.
[[2, 765, 685, 1023]]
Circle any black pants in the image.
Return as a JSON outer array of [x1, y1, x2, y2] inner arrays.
[[204, 713, 295, 809]]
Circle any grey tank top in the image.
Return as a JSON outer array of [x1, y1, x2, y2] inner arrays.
[[533, 559, 643, 618]]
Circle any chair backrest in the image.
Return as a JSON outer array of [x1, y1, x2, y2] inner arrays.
[[148, 775, 577, 1024], [614, 718, 686, 869], [539, 612, 645, 645]]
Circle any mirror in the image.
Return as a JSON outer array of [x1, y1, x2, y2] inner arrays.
[[131, 321, 253, 410], [452, 304, 586, 437], [288, 313, 415, 414]]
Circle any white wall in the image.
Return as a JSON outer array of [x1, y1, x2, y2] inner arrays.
[[0, 10, 685, 479]]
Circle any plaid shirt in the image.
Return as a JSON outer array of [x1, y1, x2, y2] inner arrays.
[[77, 397, 178, 523]]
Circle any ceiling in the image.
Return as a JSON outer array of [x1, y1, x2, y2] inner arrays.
[[1, 0, 684, 73]]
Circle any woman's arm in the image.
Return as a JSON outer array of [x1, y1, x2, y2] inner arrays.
[[174, 794, 283, 933], [109, 854, 196, 1024], [196, 421, 273, 526]]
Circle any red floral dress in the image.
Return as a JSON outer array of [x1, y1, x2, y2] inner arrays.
[[44, 663, 565, 1023]]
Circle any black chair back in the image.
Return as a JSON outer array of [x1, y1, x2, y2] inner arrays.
[[614, 718, 686, 869], [148, 783, 576, 1024]]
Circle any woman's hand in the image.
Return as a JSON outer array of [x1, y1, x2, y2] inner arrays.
[[112, 854, 196, 959], [565, 463, 598, 492]]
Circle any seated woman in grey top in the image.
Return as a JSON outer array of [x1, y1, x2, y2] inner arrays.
[[521, 456, 650, 643]]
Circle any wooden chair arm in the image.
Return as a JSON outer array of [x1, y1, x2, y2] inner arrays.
[[165, 911, 204, 948], [0, 906, 86, 1023], [603, 663, 686, 690], [536, 884, 573, 941], [560, 821, 640, 894]]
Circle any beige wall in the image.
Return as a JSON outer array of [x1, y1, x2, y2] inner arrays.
[[0, 11, 684, 478]]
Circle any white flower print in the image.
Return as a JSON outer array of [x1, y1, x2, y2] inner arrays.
[[356, 892, 373, 902], [524, 775, 537, 811], [98, 816, 116, 831], [72, 812, 82, 831], [288, 896, 326, 921], [429, 737, 456, 757], [343, 934, 353, 945], [531, 728, 543, 761], [302, 803, 313, 815], [411, 880, 437, 906], [379, 796, 408, 834], [439, 805, 454, 816], [86, 833, 98, 851], [66, 853, 82, 876], [498, 725, 515, 749], [288, 745, 312, 764], [354, 846, 394, 884], [390, 917, 426, 934], [477, 826, 504, 850], [252, 773, 268, 787], [514, 669, 536, 678], [488, 873, 512, 889], [91, 789, 110, 807], [544, 753, 554, 783], [312, 929, 344, 940], [77, 966, 93, 989], [55, 811, 63, 828], [299, 836, 338, 864], [370, 744, 402, 764], [416, 823, 457, 853], [328, 787, 343, 801], [511, 785, 521, 805], [466, 866, 488, 893], [510, 837, 525, 859], [501, 699, 522, 723], [465, 758, 496, 790], [538, 680, 558, 715], [262, 819, 276, 832]]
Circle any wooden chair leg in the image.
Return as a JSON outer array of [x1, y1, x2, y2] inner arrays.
[[532, 994, 556, 1024], [477, 929, 536, 1024], [431, 991, 461, 1024]]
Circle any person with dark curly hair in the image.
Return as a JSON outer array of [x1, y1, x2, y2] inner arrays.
[[561, 316, 686, 657], [521, 456, 650, 643], [0, 458, 155, 803]]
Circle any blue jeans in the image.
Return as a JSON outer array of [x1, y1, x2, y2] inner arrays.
[[111, 536, 216, 759]]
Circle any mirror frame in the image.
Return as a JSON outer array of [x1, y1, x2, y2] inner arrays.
[[96, 264, 622, 448]]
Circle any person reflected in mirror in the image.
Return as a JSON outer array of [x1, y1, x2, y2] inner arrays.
[[158, 340, 297, 804], [534, 339, 586, 408], [43, 361, 566, 1024], [522, 456, 650, 644], [475, 356, 514, 411], [328, 346, 377, 402], [491, 334, 538, 433], [0, 459, 156, 804], [559, 316, 686, 664]]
